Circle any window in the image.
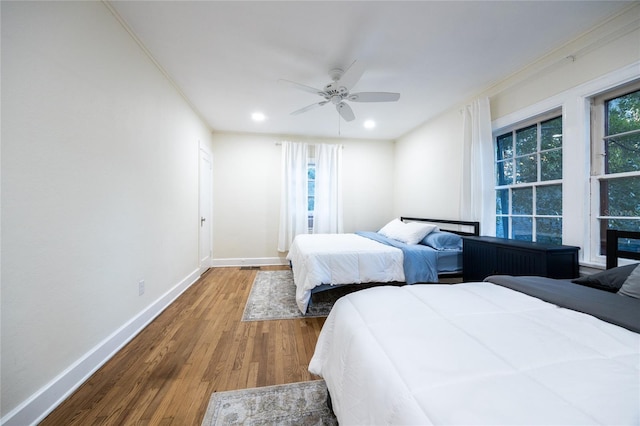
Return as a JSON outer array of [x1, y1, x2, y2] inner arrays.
[[592, 82, 640, 255], [495, 114, 563, 244], [307, 161, 315, 230]]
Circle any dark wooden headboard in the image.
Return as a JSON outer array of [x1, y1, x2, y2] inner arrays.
[[606, 229, 640, 269], [400, 217, 480, 237]]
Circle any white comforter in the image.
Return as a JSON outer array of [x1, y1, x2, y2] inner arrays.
[[309, 283, 640, 425], [286, 233, 404, 313]]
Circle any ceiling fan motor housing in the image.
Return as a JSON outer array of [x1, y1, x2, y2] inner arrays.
[[323, 82, 349, 104], [282, 60, 400, 122], [328, 68, 344, 82]]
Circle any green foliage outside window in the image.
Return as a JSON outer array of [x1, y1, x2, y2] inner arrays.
[[495, 116, 563, 243], [608, 90, 640, 135], [537, 185, 562, 216], [601, 89, 640, 241], [512, 187, 533, 215], [606, 91, 640, 175]]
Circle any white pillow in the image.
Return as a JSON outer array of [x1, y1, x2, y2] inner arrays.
[[379, 218, 437, 245], [378, 218, 405, 238]]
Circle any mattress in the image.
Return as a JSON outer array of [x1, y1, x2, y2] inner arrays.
[[287, 233, 405, 313], [436, 249, 462, 272], [309, 282, 640, 425]]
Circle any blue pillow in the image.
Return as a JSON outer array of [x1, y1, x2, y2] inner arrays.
[[421, 230, 462, 251]]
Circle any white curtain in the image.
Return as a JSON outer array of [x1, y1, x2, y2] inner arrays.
[[461, 97, 494, 235], [313, 143, 343, 234], [278, 141, 309, 252]]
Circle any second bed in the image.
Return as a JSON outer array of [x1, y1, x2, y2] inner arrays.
[[287, 217, 480, 313]]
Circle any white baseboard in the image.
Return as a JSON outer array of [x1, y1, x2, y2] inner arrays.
[[1, 268, 201, 426], [212, 257, 289, 267]]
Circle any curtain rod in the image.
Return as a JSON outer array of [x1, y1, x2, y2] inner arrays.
[[275, 142, 344, 148]]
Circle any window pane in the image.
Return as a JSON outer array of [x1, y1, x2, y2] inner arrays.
[[618, 236, 640, 254], [537, 185, 562, 215], [307, 166, 315, 180], [605, 132, 640, 174], [601, 218, 640, 232], [512, 187, 533, 215], [308, 195, 314, 212], [541, 117, 562, 150], [515, 154, 537, 183], [496, 160, 513, 185], [516, 125, 537, 155], [607, 89, 640, 135], [495, 115, 563, 244], [599, 219, 640, 255], [512, 217, 532, 241], [600, 176, 640, 217], [541, 149, 562, 181], [496, 133, 513, 160], [537, 217, 562, 245], [496, 216, 509, 238], [496, 189, 509, 215]]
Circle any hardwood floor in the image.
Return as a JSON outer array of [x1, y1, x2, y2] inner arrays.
[[40, 266, 326, 425]]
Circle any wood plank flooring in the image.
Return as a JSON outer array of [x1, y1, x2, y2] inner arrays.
[[40, 266, 326, 425]]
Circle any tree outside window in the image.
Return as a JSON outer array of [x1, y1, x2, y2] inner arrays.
[[596, 87, 640, 254], [495, 115, 563, 244]]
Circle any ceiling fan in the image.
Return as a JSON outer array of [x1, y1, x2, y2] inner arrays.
[[279, 60, 400, 122]]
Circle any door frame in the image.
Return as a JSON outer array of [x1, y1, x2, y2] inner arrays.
[[199, 142, 213, 274]]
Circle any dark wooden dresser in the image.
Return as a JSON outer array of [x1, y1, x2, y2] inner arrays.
[[462, 236, 579, 281]]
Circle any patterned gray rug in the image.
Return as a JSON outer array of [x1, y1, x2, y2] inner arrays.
[[201, 380, 337, 425], [242, 270, 396, 321], [241, 270, 334, 321]]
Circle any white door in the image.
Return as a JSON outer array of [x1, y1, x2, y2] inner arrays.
[[199, 148, 213, 273]]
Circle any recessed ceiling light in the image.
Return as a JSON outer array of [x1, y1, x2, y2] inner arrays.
[[251, 112, 266, 122], [364, 120, 376, 129]]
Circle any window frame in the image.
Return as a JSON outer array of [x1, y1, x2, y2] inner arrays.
[[489, 64, 640, 268], [307, 159, 315, 231], [590, 80, 640, 260], [494, 109, 564, 244]]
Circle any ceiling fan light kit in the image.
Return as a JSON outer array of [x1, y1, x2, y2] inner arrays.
[[280, 60, 400, 123]]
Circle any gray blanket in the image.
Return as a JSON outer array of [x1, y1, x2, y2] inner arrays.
[[485, 275, 640, 333]]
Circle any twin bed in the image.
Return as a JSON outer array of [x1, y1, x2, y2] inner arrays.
[[286, 217, 480, 313], [308, 229, 640, 425]]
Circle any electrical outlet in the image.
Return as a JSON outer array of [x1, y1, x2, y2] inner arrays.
[[138, 280, 145, 296]]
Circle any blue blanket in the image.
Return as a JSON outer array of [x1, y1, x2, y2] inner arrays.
[[356, 231, 439, 284]]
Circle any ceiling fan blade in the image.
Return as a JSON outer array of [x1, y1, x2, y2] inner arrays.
[[348, 92, 401, 102], [336, 102, 355, 122], [336, 60, 365, 91], [290, 101, 328, 116], [278, 79, 325, 96]]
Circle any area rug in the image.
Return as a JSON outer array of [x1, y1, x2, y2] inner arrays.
[[241, 270, 341, 321], [201, 380, 337, 425]]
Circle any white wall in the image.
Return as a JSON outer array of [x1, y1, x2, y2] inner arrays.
[[1, 2, 213, 424], [490, 5, 639, 264], [2, 1, 637, 423], [490, 5, 640, 121], [393, 109, 464, 219], [394, 5, 640, 258], [210, 132, 395, 264]]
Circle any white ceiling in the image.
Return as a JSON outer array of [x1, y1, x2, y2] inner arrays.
[[110, 1, 632, 140]]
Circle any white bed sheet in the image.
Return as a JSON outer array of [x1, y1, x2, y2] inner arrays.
[[286, 233, 404, 313], [309, 283, 640, 425]]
